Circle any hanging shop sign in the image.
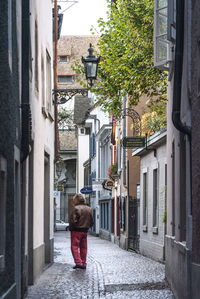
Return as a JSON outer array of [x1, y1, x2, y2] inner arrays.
[[122, 137, 145, 148], [92, 180, 103, 191], [105, 180, 114, 188]]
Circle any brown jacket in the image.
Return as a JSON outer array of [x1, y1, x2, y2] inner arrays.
[[69, 204, 94, 232]]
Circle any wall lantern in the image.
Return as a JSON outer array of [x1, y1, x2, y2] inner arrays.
[[82, 43, 100, 87], [56, 163, 62, 178]]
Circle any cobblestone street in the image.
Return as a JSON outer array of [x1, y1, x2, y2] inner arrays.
[[26, 232, 174, 299]]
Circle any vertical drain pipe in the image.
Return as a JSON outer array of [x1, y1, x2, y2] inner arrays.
[[172, 0, 191, 135]]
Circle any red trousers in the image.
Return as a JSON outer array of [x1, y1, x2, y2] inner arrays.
[[70, 231, 88, 267]]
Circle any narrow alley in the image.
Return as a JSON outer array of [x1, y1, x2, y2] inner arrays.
[[26, 232, 174, 299]]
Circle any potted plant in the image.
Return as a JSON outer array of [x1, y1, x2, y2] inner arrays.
[[108, 163, 119, 180]]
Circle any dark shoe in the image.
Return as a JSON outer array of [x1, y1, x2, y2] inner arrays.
[[73, 265, 85, 269]]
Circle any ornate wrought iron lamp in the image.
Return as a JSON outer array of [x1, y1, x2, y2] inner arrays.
[[82, 43, 100, 87]]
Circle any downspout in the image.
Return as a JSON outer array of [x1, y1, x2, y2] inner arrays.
[[21, 0, 31, 162], [172, 0, 191, 136], [54, 0, 59, 162], [185, 1, 192, 299], [21, 0, 30, 295]]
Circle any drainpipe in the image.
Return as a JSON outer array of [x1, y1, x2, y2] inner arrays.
[[21, 0, 31, 162], [172, 0, 191, 136], [54, 0, 59, 162], [172, 1, 192, 298], [185, 1, 192, 299]]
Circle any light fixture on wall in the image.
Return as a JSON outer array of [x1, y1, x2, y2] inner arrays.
[[56, 163, 62, 178], [82, 43, 100, 87]]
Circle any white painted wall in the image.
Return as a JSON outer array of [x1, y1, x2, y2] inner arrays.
[[84, 101, 111, 234], [77, 132, 89, 193], [30, 0, 54, 250]]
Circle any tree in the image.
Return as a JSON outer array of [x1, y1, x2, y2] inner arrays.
[[73, 0, 167, 119]]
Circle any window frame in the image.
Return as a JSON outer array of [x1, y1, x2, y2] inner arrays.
[[154, 0, 169, 69], [46, 50, 52, 113], [0, 156, 7, 272], [142, 169, 148, 232], [8, 0, 12, 71], [58, 55, 70, 63], [58, 75, 75, 84], [152, 167, 159, 232]]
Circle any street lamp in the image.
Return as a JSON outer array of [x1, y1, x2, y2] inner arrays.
[[82, 43, 100, 87]]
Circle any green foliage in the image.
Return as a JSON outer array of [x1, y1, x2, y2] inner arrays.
[[108, 163, 117, 176], [146, 112, 166, 133], [73, 0, 167, 118], [58, 107, 74, 130], [108, 163, 119, 180]]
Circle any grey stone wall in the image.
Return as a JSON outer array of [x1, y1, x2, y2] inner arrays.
[[0, 0, 22, 297]]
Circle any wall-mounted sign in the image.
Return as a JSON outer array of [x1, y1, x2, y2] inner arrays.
[[102, 179, 114, 190], [80, 186, 93, 194], [105, 180, 114, 188], [122, 137, 145, 148], [92, 180, 103, 191], [56, 185, 64, 192]]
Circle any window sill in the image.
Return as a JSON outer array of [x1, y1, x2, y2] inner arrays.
[[143, 225, 147, 232], [152, 226, 158, 234], [0, 255, 5, 271], [48, 111, 54, 122], [42, 107, 48, 118]]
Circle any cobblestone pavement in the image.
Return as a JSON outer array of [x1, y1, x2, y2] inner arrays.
[[26, 232, 174, 299]]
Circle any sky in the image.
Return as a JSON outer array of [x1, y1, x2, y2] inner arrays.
[[60, 0, 108, 36]]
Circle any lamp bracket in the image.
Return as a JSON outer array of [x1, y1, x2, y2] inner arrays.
[[53, 88, 88, 104], [117, 108, 141, 137]]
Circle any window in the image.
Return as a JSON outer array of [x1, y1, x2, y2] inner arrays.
[[172, 141, 175, 236], [58, 55, 70, 63], [58, 75, 74, 84], [167, 0, 176, 42], [143, 172, 147, 230], [154, 0, 176, 69], [35, 21, 39, 91], [153, 168, 158, 230], [154, 0, 168, 69], [80, 128, 85, 135], [100, 202, 109, 230], [46, 50, 52, 112], [90, 133, 96, 158], [120, 197, 126, 231], [8, 0, 12, 70], [0, 157, 7, 271], [41, 55, 45, 108]]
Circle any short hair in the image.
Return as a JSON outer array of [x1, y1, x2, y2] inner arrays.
[[74, 193, 85, 204]]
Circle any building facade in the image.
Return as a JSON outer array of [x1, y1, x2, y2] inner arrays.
[[154, 0, 200, 297], [0, 1, 54, 298], [0, 0, 22, 297], [133, 129, 167, 262]]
